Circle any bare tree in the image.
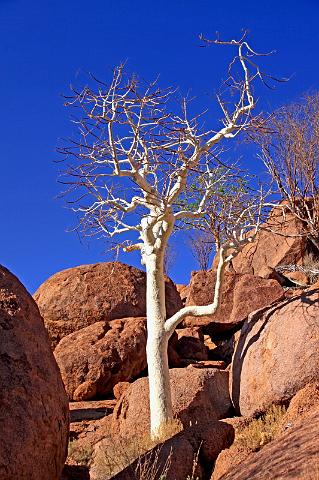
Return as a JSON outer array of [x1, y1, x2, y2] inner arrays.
[[61, 33, 276, 438], [188, 232, 214, 270], [258, 93, 319, 251]]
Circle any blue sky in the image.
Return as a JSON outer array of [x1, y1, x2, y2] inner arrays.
[[1, 0, 319, 292]]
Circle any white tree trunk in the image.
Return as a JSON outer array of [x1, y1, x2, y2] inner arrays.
[[145, 252, 173, 439], [144, 245, 228, 438]]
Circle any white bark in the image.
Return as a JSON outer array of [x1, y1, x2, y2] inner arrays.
[[63, 37, 274, 439], [164, 247, 227, 338], [145, 251, 173, 439], [144, 240, 228, 439]]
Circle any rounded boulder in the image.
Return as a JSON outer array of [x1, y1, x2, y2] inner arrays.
[[231, 284, 319, 417], [34, 261, 183, 348], [112, 366, 232, 437], [0, 265, 69, 480], [54, 317, 148, 401]]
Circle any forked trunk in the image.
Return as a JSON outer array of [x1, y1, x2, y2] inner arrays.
[[145, 253, 173, 439]]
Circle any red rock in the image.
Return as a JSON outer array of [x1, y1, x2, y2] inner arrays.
[[212, 443, 253, 480], [91, 420, 234, 480], [55, 317, 180, 401], [64, 412, 113, 480], [213, 206, 309, 278], [212, 407, 319, 479], [284, 270, 310, 285], [64, 399, 115, 478], [279, 382, 319, 433], [0, 265, 69, 480], [209, 330, 241, 365], [91, 430, 201, 480], [113, 382, 130, 400], [175, 326, 209, 360], [176, 284, 189, 305], [210, 416, 250, 479], [213, 383, 319, 479], [183, 270, 284, 334], [231, 285, 319, 417], [189, 420, 235, 466], [69, 399, 116, 422], [34, 262, 183, 348], [167, 332, 183, 367], [112, 367, 232, 438], [54, 318, 148, 401]]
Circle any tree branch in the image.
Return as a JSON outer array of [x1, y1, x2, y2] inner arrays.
[[164, 246, 228, 338]]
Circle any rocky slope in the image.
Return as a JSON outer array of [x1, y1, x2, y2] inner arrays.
[[3, 209, 318, 479]]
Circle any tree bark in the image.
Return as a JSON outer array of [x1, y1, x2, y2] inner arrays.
[[145, 252, 173, 439]]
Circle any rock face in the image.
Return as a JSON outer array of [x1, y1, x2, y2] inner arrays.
[[208, 330, 241, 365], [176, 284, 189, 305], [231, 285, 319, 417], [113, 382, 130, 400], [215, 207, 309, 278], [54, 317, 148, 401], [55, 317, 181, 401], [112, 367, 232, 437], [92, 430, 202, 480], [212, 407, 319, 480], [62, 400, 115, 479], [91, 420, 234, 480], [175, 326, 209, 361], [0, 265, 69, 480], [183, 270, 284, 335], [283, 270, 310, 286], [34, 262, 183, 348], [213, 383, 319, 480], [279, 382, 319, 432], [212, 442, 253, 480]]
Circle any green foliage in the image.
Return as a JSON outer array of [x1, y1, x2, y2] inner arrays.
[[177, 165, 253, 216]]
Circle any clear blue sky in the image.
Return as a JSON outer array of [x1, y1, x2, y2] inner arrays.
[[1, 0, 319, 293]]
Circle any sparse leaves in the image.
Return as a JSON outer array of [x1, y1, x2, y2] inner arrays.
[[60, 34, 275, 259], [60, 34, 279, 436]]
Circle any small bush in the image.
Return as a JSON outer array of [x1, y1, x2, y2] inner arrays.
[[303, 252, 319, 284], [235, 404, 287, 452]]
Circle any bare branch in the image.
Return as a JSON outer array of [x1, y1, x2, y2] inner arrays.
[[164, 246, 228, 336], [255, 93, 319, 251]]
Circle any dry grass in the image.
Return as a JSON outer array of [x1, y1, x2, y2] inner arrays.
[[303, 252, 319, 283], [235, 404, 287, 452], [185, 444, 201, 480], [132, 446, 171, 480], [93, 418, 183, 480], [67, 439, 93, 466]]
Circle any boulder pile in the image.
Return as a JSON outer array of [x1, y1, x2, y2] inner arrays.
[[4, 206, 318, 480], [34, 261, 183, 348]]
